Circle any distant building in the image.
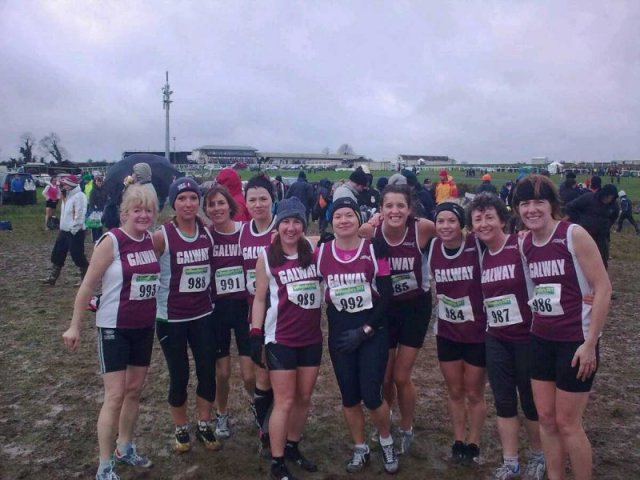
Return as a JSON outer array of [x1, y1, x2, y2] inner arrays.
[[256, 151, 366, 168], [122, 151, 192, 164], [192, 145, 258, 165], [531, 157, 549, 165], [397, 154, 455, 167]]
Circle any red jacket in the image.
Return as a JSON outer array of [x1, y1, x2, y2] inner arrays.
[[216, 168, 251, 221]]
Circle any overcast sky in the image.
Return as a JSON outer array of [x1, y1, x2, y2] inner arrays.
[[1, 0, 639, 164]]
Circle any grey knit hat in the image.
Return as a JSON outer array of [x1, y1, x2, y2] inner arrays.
[[275, 197, 307, 231], [133, 163, 152, 184]]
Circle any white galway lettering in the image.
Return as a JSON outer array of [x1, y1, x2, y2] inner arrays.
[[528, 259, 565, 279], [390, 257, 414, 271], [434, 266, 474, 282], [326, 272, 367, 288], [127, 250, 157, 266], [213, 244, 241, 257], [278, 265, 318, 284], [481, 264, 516, 284], [176, 248, 210, 264]]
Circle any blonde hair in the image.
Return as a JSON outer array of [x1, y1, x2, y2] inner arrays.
[[120, 184, 158, 222]]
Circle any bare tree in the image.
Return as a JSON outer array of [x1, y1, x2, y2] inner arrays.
[[321, 147, 331, 155], [19, 132, 36, 163], [39, 132, 69, 163], [336, 144, 355, 155]]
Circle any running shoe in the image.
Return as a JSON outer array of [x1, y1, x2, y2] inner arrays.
[[451, 440, 466, 465], [270, 461, 298, 480], [196, 420, 222, 451], [398, 429, 414, 455], [285, 442, 318, 472], [215, 412, 231, 439], [523, 455, 546, 480], [462, 443, 480, 466], [346, 445, 370, 473], [113, 444, 153, 468], [380, 442, 399, 474], [492, 462, 520, 479], [175, 425, 191, 453], [95, 461, 120, 480], [370, 428, 380, 444]]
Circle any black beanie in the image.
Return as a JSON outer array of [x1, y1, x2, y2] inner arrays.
[[434, 202, 465, 228], [330, 196, 362, 225], [349, 168, 368, 187]]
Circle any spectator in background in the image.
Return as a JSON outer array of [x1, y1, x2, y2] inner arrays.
[[588, 175, 602, 193], [87, 175, 109, 243], [435, 169, 458, 204], [559, 172, 583, 215], [476, 174, 497, 195], [377, 176, 389, 194], [217, 167, 251, 222], [273, 175, 287, 202], [43, 175, 61, 230], [401, 169, 435, 220], [132, 163, 159, 209], [285, 171, 315, 223], [314, 178, 333, 236], [357, 172, 381, 212], [616, 190, 640, 235], [565, 184, 619, 269], [499, 180, 513, 205], [41, 175, 89, 286], [10, 174, 25, 205], [333, 167, 368, 203], [423, 178, 435, 203]]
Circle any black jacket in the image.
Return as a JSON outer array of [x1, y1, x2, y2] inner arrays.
[[566, 192, 619, 240], [286, 178, 315, 213]]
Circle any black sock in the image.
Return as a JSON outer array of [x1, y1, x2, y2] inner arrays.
[[271, 456, 285, 467], [285, 440, 298, 450], [254, 387, 273, 429]]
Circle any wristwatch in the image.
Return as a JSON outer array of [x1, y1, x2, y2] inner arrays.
[[362, 325, 374, 337]]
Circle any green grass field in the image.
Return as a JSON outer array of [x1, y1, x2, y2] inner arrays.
[[236, 169, 640, 201]]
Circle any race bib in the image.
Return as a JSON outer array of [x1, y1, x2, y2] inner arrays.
[[129, 273, 160, 300], [215, 266, 245, 294], [178, 265, 211, 293], [437, 294, 474, 323], [528, 283, 564, 316], [286, 280, 321, 310], [246, 269, 257, 295], [390, 271, 419, 296], [485, 294, 523, 327], [329, 283, 373, 313]]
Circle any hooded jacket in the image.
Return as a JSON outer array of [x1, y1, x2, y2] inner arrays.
[[60, 186, 87, 234], [566, 188, 619, 240], [216, 168, 251, 221]]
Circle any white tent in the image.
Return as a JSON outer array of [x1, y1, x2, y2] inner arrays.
[[547, 161, 563, 174]]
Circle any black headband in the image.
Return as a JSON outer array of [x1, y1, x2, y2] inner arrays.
[[435, 202, 465, 228]]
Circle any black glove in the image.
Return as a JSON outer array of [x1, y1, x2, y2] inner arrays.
[[250, 334, 265, 368], [336, 327, 371, 353]]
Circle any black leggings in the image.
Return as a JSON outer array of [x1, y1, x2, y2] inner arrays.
[[485, 334, 538, 420], [51, 230, 88, 268], [157, 314, 217, 407]]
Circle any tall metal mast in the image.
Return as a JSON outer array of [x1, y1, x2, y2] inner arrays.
[[162, 71, 173, 162]]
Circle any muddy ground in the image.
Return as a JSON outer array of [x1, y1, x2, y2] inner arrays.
[[0, 210, 639, 479]]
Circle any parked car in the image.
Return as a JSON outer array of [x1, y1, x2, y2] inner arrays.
[[0, 173, 38, 205]]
